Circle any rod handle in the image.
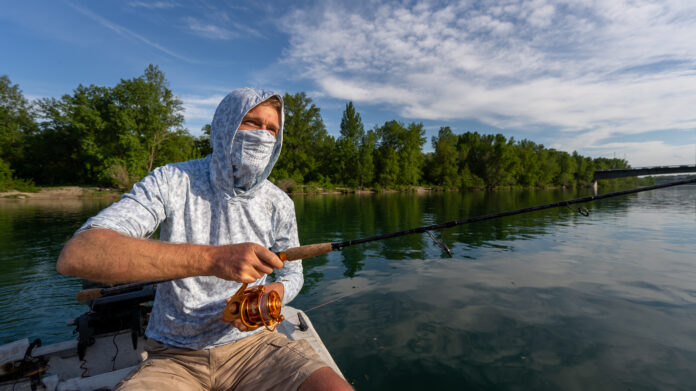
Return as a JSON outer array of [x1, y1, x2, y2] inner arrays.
[[75, 243, 334, 302], [278, 242, 333, 261], [76, 288, 103, 302]]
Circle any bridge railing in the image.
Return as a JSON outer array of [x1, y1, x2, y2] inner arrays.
[[593, 164, 696, 180], [597, 164, 695, 172]]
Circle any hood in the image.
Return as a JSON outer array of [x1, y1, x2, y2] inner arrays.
[[209, 88, 284, 197]]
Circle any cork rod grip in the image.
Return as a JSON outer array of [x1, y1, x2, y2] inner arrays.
[[280, 242, 333, 261]]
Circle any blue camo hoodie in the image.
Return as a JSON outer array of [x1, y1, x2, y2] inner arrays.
[[78, 88, 303, 349]]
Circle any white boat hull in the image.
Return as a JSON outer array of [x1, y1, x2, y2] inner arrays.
[[1, 306, 342, 391]]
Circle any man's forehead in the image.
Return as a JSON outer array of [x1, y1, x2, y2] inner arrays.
[[244, 103, 280, 121]]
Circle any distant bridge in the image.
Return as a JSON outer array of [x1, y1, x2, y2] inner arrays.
[[593, 164, 696, 180], [592, 164, 696, 193]]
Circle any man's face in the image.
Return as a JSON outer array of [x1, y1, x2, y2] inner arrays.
[[237, 103, 281, 139]]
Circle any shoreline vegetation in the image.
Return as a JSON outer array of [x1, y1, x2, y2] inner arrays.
[[2, 66, 654, 195], [0, 179, 661, 201], [0, 186, 121, 200]]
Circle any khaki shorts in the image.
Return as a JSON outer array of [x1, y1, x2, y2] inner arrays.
[[114, 330, 328, 391]]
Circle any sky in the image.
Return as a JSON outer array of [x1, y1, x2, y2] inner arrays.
[[1, 0, 695, 167]]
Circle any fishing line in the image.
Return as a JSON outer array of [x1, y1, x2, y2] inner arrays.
[[304, 295, 352, 313], [329, 177, 696, 251]]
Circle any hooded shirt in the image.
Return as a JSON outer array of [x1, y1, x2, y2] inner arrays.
[[77, 88, 303, 349]]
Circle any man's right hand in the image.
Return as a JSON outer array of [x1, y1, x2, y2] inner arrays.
[[57, 229, 284, 285], [207, 242, 284, 283]]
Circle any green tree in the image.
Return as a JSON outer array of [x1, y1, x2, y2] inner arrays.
[[194, 124, 213, 157], [555, 151, 577, 187], [336, 102, 365, 186], [357, 129, 376, 188], [455, 134, 483, 188], [373, 120, 425, 188], [274, 92, 334, 184], [375, 121, 403, 187], [574, 151, 594, 187], [515, 139, 542, 187], [400, 122, 426, 185], [428, 126, 459, 187], [33, 85, 112, 185], [32, 65, 187, 187], [156, 128, 199, 166], [378, 145, 400, 187], [0, 75, 37, 179], [536, 148, 559, 187], [111, 64, 185, 174]]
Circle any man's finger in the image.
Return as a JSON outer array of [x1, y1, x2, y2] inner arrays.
[[254, 246, 283, 269], [254, 262, 274, 276]]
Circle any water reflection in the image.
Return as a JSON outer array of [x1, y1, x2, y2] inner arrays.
[[309, 254, 696, 390], [292, 189, 608, 285], [2, 187, 695, 390], [291, 187, 696, 390], [0, 198, 117, 344]]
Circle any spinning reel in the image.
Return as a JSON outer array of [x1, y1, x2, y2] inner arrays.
[[222, 283, 284, 330]]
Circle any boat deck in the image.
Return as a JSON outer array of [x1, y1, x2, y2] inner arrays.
[[1, 306, 341, 391]]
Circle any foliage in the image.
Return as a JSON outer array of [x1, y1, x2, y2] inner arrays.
[[0, 75, 38, 182], [372, 120, 426, 187], [0, 71, 651, 191], [0, 158, 14, 191], [272, 92, 336, 185], [0, 158, 37, 192], [4, 65, 201, 188], [427, 127, 459, 187], [195, 124, 213, 157], [357, 129, 376, 188], [335, 102, 364, 187]]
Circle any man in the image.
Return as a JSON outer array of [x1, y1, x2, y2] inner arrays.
[[57, 88, 351, 390]]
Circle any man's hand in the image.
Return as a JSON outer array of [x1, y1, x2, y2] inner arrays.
[[221, 282, 285, 331], [57, 230, 284, 286], [208, 242, 284, 283]]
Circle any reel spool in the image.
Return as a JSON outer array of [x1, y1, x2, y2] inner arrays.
[[222, 283, 285, 330]]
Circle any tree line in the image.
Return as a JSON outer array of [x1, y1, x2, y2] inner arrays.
[[1, 65, 642, 192]]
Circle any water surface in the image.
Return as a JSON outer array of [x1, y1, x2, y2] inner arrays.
[[1, 187, 694, 390]]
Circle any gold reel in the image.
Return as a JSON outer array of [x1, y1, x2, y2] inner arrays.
[[222, 283, 285, 330]]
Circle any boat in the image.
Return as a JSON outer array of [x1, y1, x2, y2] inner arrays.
[[0, 284, 343, 391]]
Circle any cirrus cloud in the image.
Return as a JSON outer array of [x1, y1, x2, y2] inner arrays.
[[281, 0, 696, 165]]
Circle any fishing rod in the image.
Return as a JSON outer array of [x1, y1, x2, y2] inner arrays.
[[76, 177, 696, 303]]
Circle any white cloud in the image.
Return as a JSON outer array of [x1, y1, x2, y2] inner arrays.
[[580, 141, 695, 167], [281, 0, 696, 165], [184, 17, 238, 40], [181, 94, 226, 122], [183, 16, 265, 40], [128, 1, 179, 9]]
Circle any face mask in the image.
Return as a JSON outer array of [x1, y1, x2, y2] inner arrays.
[[231, 130, 276, 191]]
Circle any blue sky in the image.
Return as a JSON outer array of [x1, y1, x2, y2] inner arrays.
[[2, 0, 695, 166]]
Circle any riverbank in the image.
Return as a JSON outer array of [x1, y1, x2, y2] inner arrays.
[[1, 180, 652, 200], [289, 186, 437, 195], [0, 185, 439, 199], [0, 186, 122, 200]]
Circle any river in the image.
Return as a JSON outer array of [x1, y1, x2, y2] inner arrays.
[[1, 186, 695, 390]]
